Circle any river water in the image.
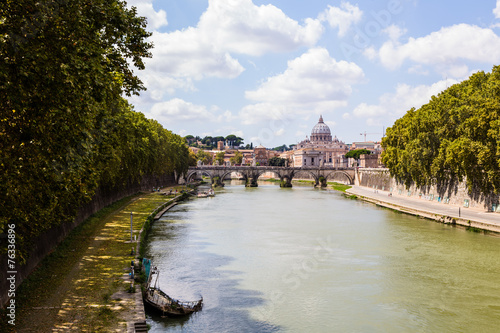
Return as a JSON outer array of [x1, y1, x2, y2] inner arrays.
[[144, 181, 500, 332]]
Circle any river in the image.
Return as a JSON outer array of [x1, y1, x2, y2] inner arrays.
[[144, 181, 500, 332]]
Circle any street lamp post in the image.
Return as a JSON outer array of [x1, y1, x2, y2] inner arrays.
[[130, 212, 133, 242]]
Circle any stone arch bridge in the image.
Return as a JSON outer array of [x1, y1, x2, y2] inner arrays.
[[185, 166, 355, 187]]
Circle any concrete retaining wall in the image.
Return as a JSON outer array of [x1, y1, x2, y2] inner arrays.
[[356, 168, 499, 212]]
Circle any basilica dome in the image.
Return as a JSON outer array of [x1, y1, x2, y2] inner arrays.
[[310, 115, 332, 142]]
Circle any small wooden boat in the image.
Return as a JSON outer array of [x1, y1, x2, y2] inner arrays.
[[197, 189, 215, 198], [143, 266, 203, 317]]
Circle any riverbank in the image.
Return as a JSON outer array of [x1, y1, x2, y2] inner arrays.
[[346, 185, 500, 234], [2, 186, 189, 332]]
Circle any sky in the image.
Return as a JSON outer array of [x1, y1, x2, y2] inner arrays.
[[125, 0, 500, 147]]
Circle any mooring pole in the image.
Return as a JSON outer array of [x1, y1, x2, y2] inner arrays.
[[130, 212, 133, 242]]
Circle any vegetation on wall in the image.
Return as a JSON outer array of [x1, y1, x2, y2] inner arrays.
[[0, 0, 193, 263], [382, 66, 500, 197]]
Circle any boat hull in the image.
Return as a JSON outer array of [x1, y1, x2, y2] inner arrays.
[[143, 287, 203, 317]]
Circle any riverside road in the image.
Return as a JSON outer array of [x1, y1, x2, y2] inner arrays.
[[346, 186, 500, 233]]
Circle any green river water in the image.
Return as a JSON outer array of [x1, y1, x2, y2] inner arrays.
[[145, 181, 500, 332]]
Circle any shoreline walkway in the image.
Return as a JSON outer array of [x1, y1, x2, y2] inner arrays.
[[346, 185, 500, 234]]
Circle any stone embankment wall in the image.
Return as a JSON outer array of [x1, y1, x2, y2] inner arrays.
[[355, 168, 500, 212], [1, 173, 175, 308]]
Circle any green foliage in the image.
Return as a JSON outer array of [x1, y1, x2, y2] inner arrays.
[[382, 66, 500, 197], [328, 182, 352, 192], [196, 149, 213, 165], [271, 144, 291, 151], [268, 157, 287, 166], [215, 151, 225, 165], [230, 151, 243, 165], [345, 149, 371, 160], [225, 134, 244, 147], [0, 1, 192, 263], [185, 134, 243, 148]]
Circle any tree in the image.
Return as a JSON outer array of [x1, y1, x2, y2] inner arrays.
[[268, 157, 287, 166], [0, 0, 157, 262], [272, 144, 290, 151], [213, 136, 225, 146], [215, 152, 225, 165], [382, 66, 500, 197], [196, 149, 213, 165], [345, 149, 371, 160], [202, 136, 213, 146], [230, 151, 243, 165]]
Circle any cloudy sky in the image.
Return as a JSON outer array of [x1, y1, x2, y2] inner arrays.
[[126, 0, 500, 147]]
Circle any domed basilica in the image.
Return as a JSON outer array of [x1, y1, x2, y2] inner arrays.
[[291, 115, 348, 167]]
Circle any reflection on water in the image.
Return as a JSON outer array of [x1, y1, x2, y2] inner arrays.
[[145, 182, 500, 332]]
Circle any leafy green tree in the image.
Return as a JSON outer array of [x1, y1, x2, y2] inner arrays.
[[0, 0, 168, 262], [230, 151, 243, 165], [215, 151, 225, 165], [225, 134, 244, 147], [213, 136, 225, 146], [269, 157, 287, 166], [202, 136, 213, 146], [272, 144, 290, 151], [345, 149, 371, 160], [382, 66, 500, 197], [196, 149, 213, 165]]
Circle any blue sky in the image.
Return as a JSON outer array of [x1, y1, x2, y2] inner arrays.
[[126, 0, 500, 147]]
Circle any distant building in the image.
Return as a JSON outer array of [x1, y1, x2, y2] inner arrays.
[[292, 115, 348, 167], [358, 154, 381, 168], [253, 145, 279, 166], [351, 141, 382, 153]]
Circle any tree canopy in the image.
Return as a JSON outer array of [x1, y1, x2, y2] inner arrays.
[[268, 157, 287, 166], [345, 149, 371, 160], [229, 151, 243, 165], [0, 0, 194, 262], [382, 66, 500, 197], [186, 134, 244, 148]]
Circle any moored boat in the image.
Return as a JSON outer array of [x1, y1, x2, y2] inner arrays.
[[143, 264, 203, 317], [197, 189, 215, 198]]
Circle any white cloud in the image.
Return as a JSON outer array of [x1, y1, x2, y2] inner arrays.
[[383, 24, 406, 42], [147, 27, 245, 80], [126, 0, 168, 30], [148, 98, 214, 124], [376, 24, 500, 77], [136, 0, 325, 97], [239, 103, 292, 125], [494, 0, 500, 19], [240, 48, 364, 127], [319, 2, 363, 37], [199, 0, 324, 56], [244, 48, 364, 110], [352, 79, 459, 126]]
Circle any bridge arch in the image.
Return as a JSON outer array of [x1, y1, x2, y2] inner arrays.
[[322, 170, 354, 185], [186, 170, 214, 183], [292, 169, 321, 184], [254, 169, 283, 181]]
